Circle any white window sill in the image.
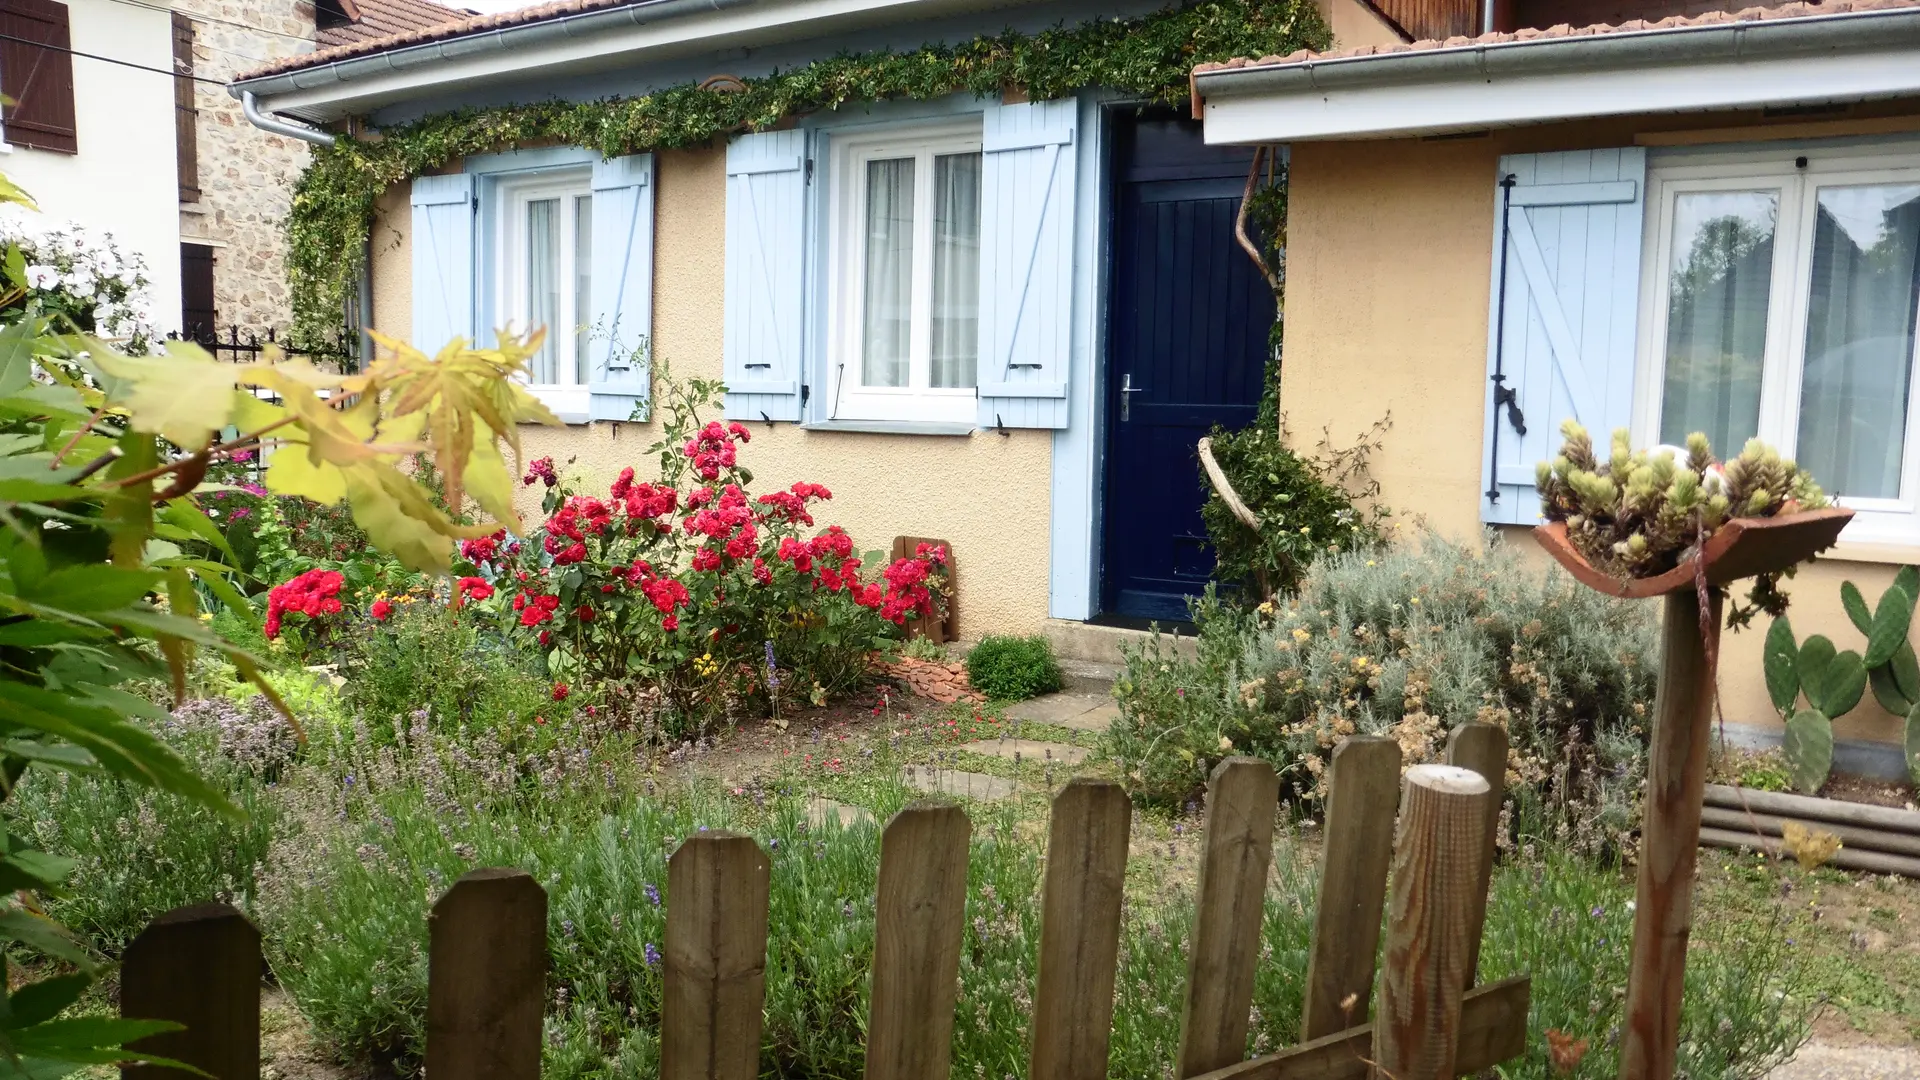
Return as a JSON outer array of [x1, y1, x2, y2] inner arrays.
[[801, 419, 977, 437], [1821, 539, 1920, 566], [527, 385, 589, 425]]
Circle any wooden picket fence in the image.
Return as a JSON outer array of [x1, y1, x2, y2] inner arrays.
[[119, 723, 1530, 1080]]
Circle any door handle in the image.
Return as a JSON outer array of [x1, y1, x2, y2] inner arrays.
[[1120, 372, 1145, 422]]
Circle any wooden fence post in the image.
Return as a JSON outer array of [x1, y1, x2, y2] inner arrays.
[[1176, 757, 1280, 1079], [1300, 736, 1400, 1040], [427, 868, 547, 1080], [1619, 588, 1721, 1080], [1446, 721, 1509, 988], [120, 903, 259, 1079], [1374, 764, 1493, 1080], [865, 802, 971, 1080], [1031, 778, 1132, 1080], [663, 832, 772, 1080]]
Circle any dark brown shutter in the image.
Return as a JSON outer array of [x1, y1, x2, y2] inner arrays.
[[180, 243, 216, 346], [0, 0, 77, 154], [172, 12, 197, 202]]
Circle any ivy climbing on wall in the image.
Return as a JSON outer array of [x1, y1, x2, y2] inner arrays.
[[282, 0, 1330, 343]]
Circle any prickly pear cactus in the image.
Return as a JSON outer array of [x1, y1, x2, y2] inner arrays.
[[1783, 708, 1835, 795], [1764, 617, 1799, 717], [1908, 705, 1920, 790], [1846, 568, 1920, 716]]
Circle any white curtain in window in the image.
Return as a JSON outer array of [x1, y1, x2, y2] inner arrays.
[[862, 158, 915, 388], [1797, 183, 1920, 500], [527, 197, 561, 385], [1659, 190, 1777, 454], [573, 194, 593, 385], [930, 152, 981, 389]]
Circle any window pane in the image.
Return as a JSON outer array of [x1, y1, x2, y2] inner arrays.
[[862, 157, 914, 388], [1658, 191, 1777, 454], [931, 152, 981, 389], [574, 193, 593, 385], [526, 197, 561, 384], [1797, 183, 1920, 500]]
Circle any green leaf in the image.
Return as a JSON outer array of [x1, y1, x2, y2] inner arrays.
[[0, 911, 91, 969], [4, 975, 90, 1029], [1818, 650, 1868, 718], [1865, 583, 1914, 669], [1797, 635, 1837, 713], [160, 500, 236, 562], [0, 740, 96, 772], [0, 622, 108, 647], [1763, 617, 1798, 716], [14, 566, 160, 614], [0, 849, 75, 893], [0, 319, 38, 398], [188, 567, 256, 628], [1839, 581, 1872, 636], [1783, 708, 1834, 795], [0, 682, 237, 816], [9, 1016, 180, 1055]]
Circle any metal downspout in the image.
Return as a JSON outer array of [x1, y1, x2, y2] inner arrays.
[[240, 90, 336, 147]]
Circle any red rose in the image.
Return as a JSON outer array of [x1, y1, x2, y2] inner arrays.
[[370, 599, 394, 621], [551, 683, 570, 702]]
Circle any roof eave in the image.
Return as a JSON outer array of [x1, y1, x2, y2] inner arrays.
[[1194, 7, 1920, 143]]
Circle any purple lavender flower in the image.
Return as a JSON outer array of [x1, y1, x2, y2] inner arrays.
[[644, 882, 660, 907], [643, 942, 661, 968], [764, 639, 780, 691]]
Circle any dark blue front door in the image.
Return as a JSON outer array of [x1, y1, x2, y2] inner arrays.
[[1101, 112, 1273, 622]]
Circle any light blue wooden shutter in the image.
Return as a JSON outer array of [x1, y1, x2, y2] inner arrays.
[[723, 129, 807, 422], [1481, 148, 1647, 524], [977, 99, 1077, 430], [410, 173, 475, 354], [588, 153, 655, 422]]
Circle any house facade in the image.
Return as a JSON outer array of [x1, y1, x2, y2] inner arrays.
[[1194, 0, 1920, 772], [2, 0, 181, 337], [0, 0, 461, 345], [177, 0, 465, 341], [231, 0, 1379, 650]]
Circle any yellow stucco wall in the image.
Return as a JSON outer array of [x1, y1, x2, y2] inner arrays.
[[1284, 108, 1920, 748], [367, 146, 1055, 638]]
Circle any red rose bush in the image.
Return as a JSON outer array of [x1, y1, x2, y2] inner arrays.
[[464, 377, 948, 733]]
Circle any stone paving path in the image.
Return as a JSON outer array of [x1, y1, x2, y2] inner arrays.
[[901, 765, 1018, 801], [957, 737, 1090, 765], [806, 796, 875, 830], [1765, 1041, 1920, 1080], [1002, 691, 1118, 732]]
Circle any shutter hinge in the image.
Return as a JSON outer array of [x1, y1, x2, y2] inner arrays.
[[471, 194, 479, 214], [804, 158, 814, 184], [800, 384, 811, 405], [1491, 374, 1526, 436]]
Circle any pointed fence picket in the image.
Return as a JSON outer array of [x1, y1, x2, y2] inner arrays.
[[117, 723, 1530, 1079]]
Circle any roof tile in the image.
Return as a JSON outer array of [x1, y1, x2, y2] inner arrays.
[[1191, 0, 1920, 78]]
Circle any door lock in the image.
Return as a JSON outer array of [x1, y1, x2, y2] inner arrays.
[[1120, 372, 1145, 422]]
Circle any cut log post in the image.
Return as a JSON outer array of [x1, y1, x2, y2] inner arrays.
[[1699, 826, 1920, 878], [865, 802, 971, 1080], [1698, 805, 1920, 859], [121, 903, 260, 1079], [662, 832, 772, 1080], [427, 868, 548, 1080], [1618, 587, 1722, 1080], [1446, 721, 1509, 988], [1301, 736, 1400, 1040], [1702, 783, 1920, 834], [1374, 764, 1493, 1080], [1177, 757, 1281, 1079], [1031, 778, 1133, 1080]]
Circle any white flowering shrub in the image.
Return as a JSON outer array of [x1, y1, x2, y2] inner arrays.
[[1, 209, 157, 351]]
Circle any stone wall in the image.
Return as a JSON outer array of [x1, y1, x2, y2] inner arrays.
[[175, 1, 315, 338]]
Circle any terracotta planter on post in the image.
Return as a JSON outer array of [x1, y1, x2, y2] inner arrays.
[[1534, 507, 1852, 1080]]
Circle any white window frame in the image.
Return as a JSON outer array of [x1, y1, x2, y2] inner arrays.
[[1634, 143, 1920, 548], [824, 119, 983, 425], [494, 169, 593, 419]]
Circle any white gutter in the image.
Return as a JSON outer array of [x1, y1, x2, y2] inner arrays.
[[241, 89, 336, 146], [1194, 6, 1920, 143], [229, 0, 1004, 123]]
